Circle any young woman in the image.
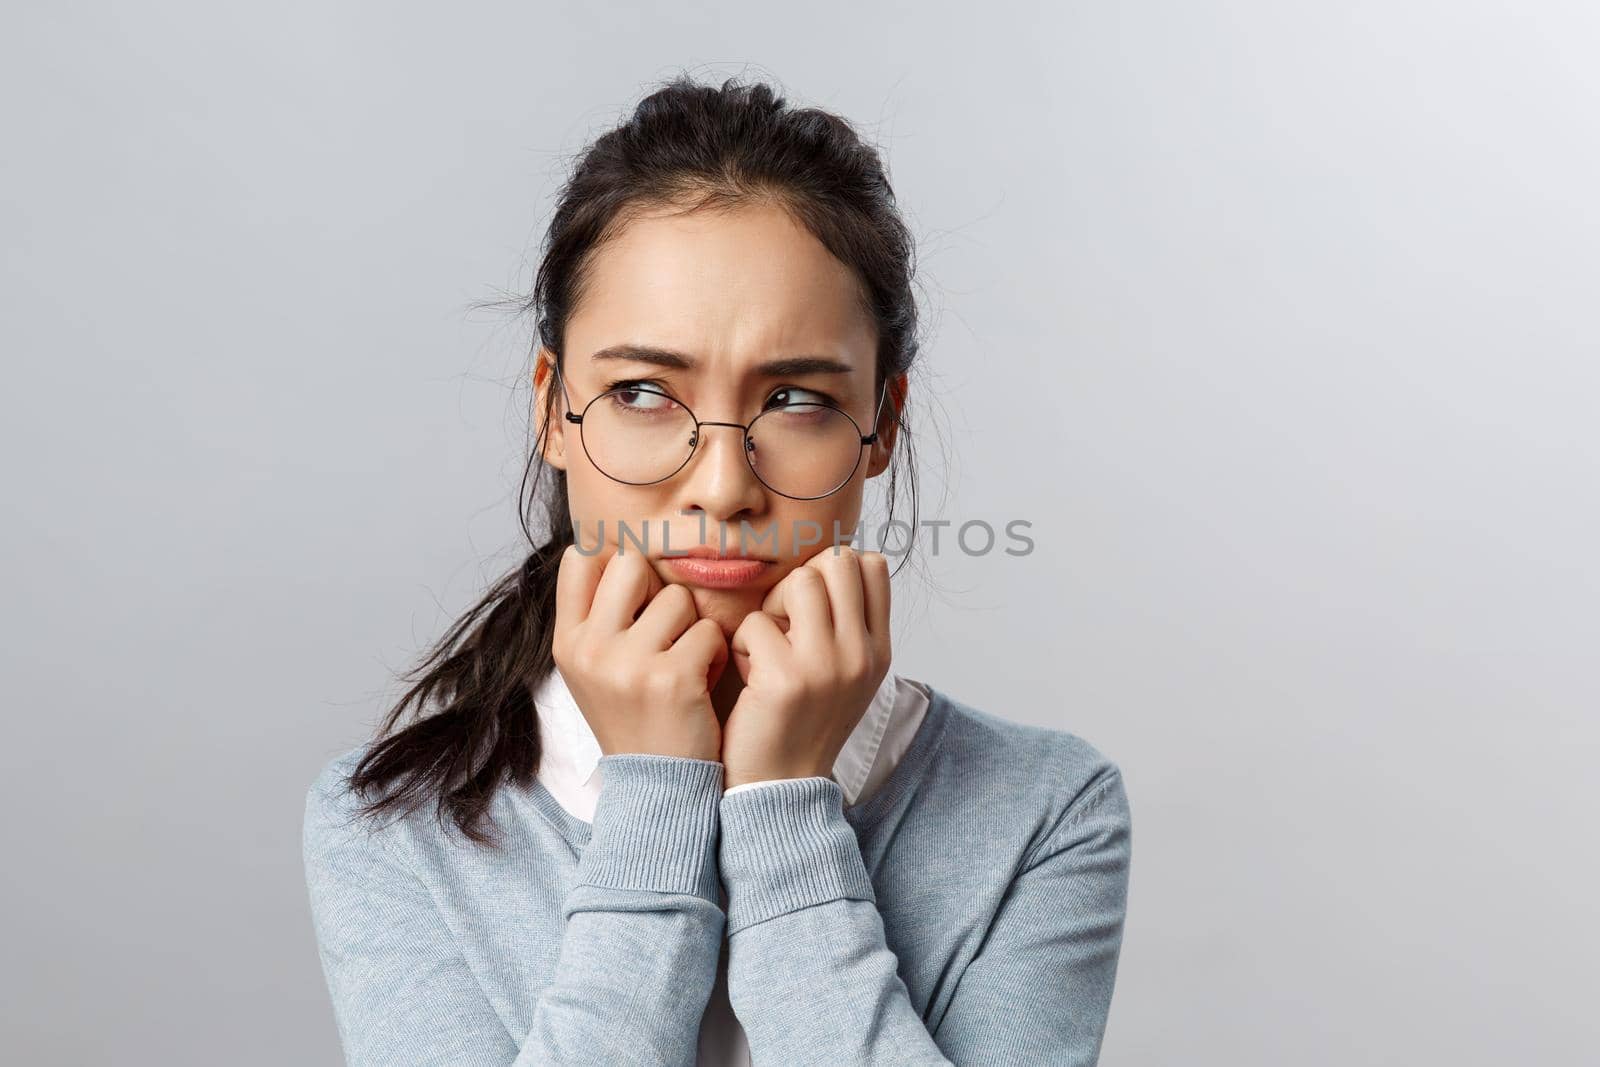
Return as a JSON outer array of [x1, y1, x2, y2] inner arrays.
[[303, 75, 1132, 1067]]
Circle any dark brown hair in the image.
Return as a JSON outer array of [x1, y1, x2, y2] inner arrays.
[[345, 73, 927, 845]]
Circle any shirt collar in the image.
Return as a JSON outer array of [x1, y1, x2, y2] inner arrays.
[[531, 659, 901, 806]]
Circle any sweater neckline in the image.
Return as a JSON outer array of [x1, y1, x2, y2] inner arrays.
[[519, 683, 952, 848]]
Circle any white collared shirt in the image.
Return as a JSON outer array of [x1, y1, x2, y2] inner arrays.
[[530, 662, 932, 1067], [531, 663, 931, 822]]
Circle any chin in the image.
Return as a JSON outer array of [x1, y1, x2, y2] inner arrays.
[[680, 585, 762, 635]]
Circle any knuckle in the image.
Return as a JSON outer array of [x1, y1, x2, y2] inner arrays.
[[567, 636, 605, 676], [839, 649, 872, 683], [642, 664, 689, 701], [772, 671, 807, 701]]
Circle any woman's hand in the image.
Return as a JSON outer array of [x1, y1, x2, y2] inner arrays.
[[721, 545, 893, 790], [552, 542, 729, 762]]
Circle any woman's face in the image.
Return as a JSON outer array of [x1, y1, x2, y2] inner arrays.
[[534, 199, 903, 638]]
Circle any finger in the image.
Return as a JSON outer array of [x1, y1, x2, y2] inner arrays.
[[760, 567, 787, 622], [730, 609, 789, 677], [858, 551, 892, 662], [555, 541, 610, 627], [759, 566, 795, 635], [811, 547, 868, 651], [589, 545, 661, 635], [664, 615, 730, 690], [780, 563, 833, 659], [633, 581, 700, 652]]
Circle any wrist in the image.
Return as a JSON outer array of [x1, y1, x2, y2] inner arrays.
[[723, 768, 831, 791]]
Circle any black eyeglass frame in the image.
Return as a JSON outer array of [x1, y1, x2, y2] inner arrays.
[[551, 358, 892, 501]]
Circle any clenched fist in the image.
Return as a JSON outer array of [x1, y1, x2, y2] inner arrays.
[[551, 542, 729, 763]]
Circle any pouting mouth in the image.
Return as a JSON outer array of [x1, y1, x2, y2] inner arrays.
[[660, 546, 775, 563]]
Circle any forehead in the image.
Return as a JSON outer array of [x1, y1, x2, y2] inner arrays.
[[565, 200, 876, 371]]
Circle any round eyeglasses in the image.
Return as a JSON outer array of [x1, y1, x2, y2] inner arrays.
[[553, 360, 889, 501]]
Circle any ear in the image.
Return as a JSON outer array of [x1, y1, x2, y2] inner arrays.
[[532, 347, 569, 471], [863, 371, 907, 479]]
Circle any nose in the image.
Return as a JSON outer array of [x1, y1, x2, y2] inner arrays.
[[676, 420, 768, 521]]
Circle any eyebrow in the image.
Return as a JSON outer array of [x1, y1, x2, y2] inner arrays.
[[591, 343, 857, 378]]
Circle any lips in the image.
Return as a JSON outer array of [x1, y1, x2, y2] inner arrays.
[[675, 547, 768, 563], [668, 544, 773, 562], [659, 552, 774, 588]]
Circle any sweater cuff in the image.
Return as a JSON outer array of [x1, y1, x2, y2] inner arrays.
[[575, 754, 724, 903], [722, 778, 796, 797], [718, 776, 876, 934]]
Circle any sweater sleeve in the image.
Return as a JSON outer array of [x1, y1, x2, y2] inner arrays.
[[302, 752, 727, 1067], [715, 767, 1132, 1066]]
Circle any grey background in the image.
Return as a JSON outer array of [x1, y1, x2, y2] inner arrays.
[[4, 2, 1595, 1064]]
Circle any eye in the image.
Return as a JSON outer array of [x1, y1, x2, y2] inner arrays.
[[764, 386, 838, 410], [603, 379, 680, 415]]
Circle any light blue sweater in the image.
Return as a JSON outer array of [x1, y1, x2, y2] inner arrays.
[[302, 684, 1132, 1066]]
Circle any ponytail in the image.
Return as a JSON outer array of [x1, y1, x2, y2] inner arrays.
[[344, 484, 573, 847]]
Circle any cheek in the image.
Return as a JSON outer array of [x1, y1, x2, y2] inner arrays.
[[771, 500, 861, 559], [564, 474, 668, 542], [561, 473, 606, 546]]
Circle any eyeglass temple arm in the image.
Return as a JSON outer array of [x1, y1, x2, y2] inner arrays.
[[549, 357, 584, 425], [860, 376, 895, 444]]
